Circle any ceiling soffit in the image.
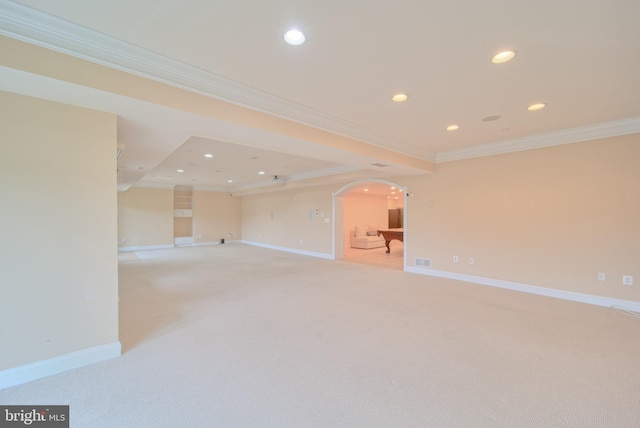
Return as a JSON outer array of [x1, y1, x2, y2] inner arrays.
[[0, 2, 431, 160], [1, 2, 639, 167]]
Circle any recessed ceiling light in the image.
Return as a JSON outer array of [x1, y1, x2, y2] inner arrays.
[[284, 29, 306, 46], [204, 153, 213, 158], [177, 169, 184, 173], [258, 171, 265, 175], [364, 188, 369, 192], [491, 50, 517, 64], [392, 93, 408, 103], [528, 102, 547, 111], [227, 179, 233, 183], [446, 124, 460, 131]]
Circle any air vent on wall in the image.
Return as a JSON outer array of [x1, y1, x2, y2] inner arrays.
[[415, 258, 431, 268]]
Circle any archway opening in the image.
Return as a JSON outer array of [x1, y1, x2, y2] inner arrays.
[[333, 179, 407, 270]]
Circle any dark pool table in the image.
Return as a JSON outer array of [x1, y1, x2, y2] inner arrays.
[[377, 229, 404, 253]]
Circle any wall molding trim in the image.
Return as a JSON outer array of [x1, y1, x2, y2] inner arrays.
[[118, 244, 174, 252], [2, 3, 638, 166], [241, 240, 333, 260], [0, 1, 421, 159], [436, 116, 640, 163], [405, 266, 640, 313], [0, 341, 121, 390]]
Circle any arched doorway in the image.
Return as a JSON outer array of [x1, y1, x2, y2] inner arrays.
[[332, 179, 407, 270]]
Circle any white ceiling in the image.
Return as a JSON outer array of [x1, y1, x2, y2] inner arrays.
[[1, 0, 639, 193]]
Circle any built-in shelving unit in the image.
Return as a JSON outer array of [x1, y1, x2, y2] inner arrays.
[[173, 187, 193, 244]]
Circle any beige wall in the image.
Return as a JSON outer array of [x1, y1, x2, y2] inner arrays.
[[117, 187, 173, 248], [343, 193, 388, 240], [0, 91, 119, 370], [193, 191, 241, 243], [401, 133, 640, 302], [173, 217, 193, 238], [239, 134, 639, 303], [117, 188, 242, 247], [241, 186, 334, 254]]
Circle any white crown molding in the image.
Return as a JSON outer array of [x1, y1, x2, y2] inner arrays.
[[283, 165, 362, 183], [436, 116, 640, 163], [226, 165, 361, 193], [129, 182, 176, 190], [128, 166, 362, 193], [0, 2, 425, 159], [3, 3, 636, 167]]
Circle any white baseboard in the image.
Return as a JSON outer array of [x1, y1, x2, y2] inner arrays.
[[190, 240, 240, 246], [0, 341, 122, 390], [405, 266, 640, 312], [118, 244, 174, 252], [241, 240, 333, 260], [190, 240, 220, 246]]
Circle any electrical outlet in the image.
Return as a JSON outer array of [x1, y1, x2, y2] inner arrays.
[[453, 255, 459, 263], [622, 275, 633, 286], [598, 272, 606, 281], [469, 257, 475, 265]]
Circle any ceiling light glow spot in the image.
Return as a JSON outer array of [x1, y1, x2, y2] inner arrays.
[[392, 93, 408, 103], [528, 103, 547, 111], [204, 153, 213, 158], [284, 29, 306, 46], [258, 171, 265, 175], [446, 124, 460, 131], [491, 50, 517, 64], [177, 169, 184, 173], [227, 179, 233, 183]]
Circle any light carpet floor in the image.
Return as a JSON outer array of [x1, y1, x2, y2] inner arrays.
[[2, 244, 639, 427], [343, 242, 404, 270]]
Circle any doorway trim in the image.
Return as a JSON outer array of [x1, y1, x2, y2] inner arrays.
[[332, 178, 408, 270]]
